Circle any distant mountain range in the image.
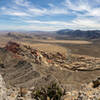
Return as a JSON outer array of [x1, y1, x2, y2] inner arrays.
[[2, 29, 100, 39], [57, 29, 100, 39]]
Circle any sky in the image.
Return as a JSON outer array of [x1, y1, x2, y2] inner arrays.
[[0, 0, 100, 31]]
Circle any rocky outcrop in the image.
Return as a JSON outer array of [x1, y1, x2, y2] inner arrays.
[[0, 74, 8, 100], [62, 78, 100, 100], [3, 41, 100, 72], [5, 78, 100, 100]]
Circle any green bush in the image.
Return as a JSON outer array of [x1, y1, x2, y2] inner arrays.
[[31, 83, 65, 100]]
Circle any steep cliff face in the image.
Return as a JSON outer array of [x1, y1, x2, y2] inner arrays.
[[0, 74, 8, 100]]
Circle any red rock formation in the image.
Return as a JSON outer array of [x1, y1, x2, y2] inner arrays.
[[5, 41, 20, 53]]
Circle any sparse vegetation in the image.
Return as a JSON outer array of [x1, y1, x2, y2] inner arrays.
[[36, 39, 92, 44], [31, 83, 65, 100]]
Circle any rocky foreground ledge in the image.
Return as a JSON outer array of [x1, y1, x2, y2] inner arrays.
[[0, 74, 8, 100], [0, 74, 100, 100]]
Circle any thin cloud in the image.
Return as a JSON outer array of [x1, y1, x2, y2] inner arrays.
[[14, 0, 30, 7], [65, 0, 100, 17], [65, 0, 91, 12], [7, 12, 30, 16], [72, 18, 100, 29], [0, 0, 69, 17], [24, 20, 72, 26]]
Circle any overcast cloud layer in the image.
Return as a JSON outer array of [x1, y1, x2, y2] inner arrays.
[[0, 0, 100, 31]]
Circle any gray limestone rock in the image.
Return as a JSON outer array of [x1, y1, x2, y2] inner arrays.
[[0, 74, 8, 100]]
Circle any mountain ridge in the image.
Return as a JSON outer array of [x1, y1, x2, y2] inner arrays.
[[57, 29, 100, 39]]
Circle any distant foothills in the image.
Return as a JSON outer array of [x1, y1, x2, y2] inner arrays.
[[0, 29, 100, 39]]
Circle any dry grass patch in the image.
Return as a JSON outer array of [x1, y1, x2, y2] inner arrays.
[[20, 42, 68, 54], [36, 39, 92, 44]]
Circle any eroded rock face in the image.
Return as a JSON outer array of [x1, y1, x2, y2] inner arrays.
[[0, 74, 8, 100]]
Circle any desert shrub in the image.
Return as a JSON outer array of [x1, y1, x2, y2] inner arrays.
[[93, 78, 100, 88], [31, 83, 65, 100]]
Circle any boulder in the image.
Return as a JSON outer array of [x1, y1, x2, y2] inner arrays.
[[0, 74, 8, 100]]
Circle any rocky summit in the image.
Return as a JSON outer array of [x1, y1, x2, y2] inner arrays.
[[0, 41, 100, 100]]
